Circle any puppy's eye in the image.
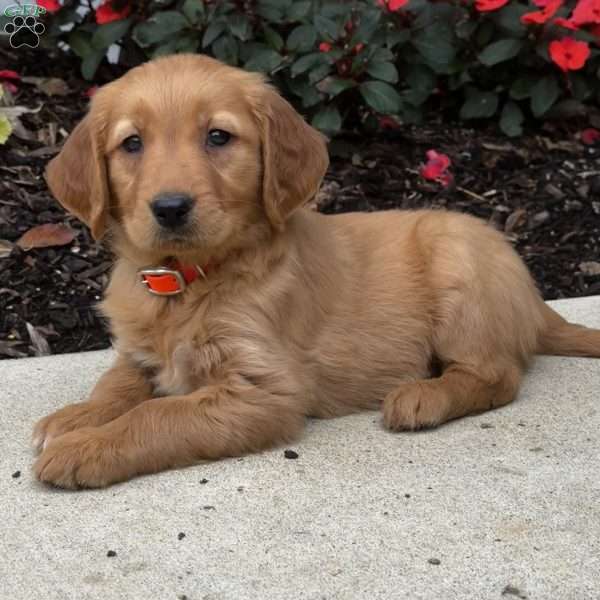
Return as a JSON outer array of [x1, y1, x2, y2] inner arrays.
[[121, 135, 143, 154], [207, 129, 231, 147]]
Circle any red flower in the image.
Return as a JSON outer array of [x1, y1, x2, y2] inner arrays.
[[590, 23, 600, 36], [549, 37, 591, 71], [474, 0, 510, 12], [96, 1, 131, 25], [420, 150, 453, 187], [37, 0, 61, 12], [581, 128, 600, 145], [0, 70, 20, 95], [553, 17, 579, 30], [571, 0, 600, 25], [319, 42, 332, 52], [521, 0, 563, 25], [377, 0, 409, 11]]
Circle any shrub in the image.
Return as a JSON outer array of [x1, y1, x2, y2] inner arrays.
[[36, 0, 600, 137]]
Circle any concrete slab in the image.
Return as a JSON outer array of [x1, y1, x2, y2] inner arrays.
[[1, 297, 599, 600]]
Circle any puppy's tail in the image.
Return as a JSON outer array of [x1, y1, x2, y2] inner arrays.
[[537, 303, 600, 357]]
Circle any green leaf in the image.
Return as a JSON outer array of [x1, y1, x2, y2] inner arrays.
[[229, 14, 251, 41], [530, 75, 559, 117], [412, 21, 456, 73], [133, 11, 189, 47], [456, 19, 477, 40], [212, 36, 238, 65], [286, 77, 321, 107], [317, 77, 356, 98], [263, 26, 284, 52], [92, 18, 132, 50], [312, 105, 342, 134], [244, 48, 283, 73], [350, 9, 381, 46], [314, 15, 340, 40], [81, 50, 105, 80], [360, 81, 401, 114], [152, 34, 199, 58], [509, 76, 536, 100], [308, 63, 332, 85], [499, 101, 524, 137], [0, 113, 12, 145], [492, 3, 528, 37], [287, 1, 311, 21], [291, 52, 323, 77], [386, 29, 410, 49], [287, 25, 317, 53], [366, 61, 398, 84], [478, 39, 523, 67], [68, 30, 92, 59], [460, 88, 499, 119], [405, 64, 436, 93], [202, 19, 225, 48], [546, 99, 587, 119], [182, 0, 205, 25]]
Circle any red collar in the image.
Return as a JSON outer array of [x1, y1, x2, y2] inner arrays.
[[139, 258, 213, 296]]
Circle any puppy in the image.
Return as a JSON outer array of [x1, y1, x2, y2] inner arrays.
[[33, 54, 600, 488]]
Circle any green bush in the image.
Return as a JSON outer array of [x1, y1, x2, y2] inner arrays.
[[38, 0, 600, 137]]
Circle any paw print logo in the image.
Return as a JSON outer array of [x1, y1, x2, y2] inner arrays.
[[4, 15, 45, 49]]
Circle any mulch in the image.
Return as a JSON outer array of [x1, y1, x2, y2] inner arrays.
[[1, 48, 599, 359]]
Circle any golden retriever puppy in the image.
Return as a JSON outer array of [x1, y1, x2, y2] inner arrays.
[[33, 54, 600, 488]]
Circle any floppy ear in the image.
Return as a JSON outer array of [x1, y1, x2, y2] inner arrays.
[[45, 115, 110, 240], [257, 89, 329, 229]]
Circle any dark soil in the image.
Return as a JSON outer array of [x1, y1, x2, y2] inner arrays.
[[1, 47, 600, 359]]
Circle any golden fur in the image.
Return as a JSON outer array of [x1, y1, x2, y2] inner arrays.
[[33, 54, 600, 488]]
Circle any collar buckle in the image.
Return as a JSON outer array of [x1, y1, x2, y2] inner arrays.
[[140, 267, 187, 296]]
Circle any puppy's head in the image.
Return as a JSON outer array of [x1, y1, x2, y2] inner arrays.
[[46, 54, 328, 261]]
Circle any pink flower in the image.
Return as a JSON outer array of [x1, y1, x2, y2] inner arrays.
[[553, 17, 579, 30], [0, 69, 20, 95], [549, 37, 591, 71], [581, 128, 600, 145], [521, 0, 563, 25], [420, 150, 453, 187], [475, 0, 510, 12], [572, 0, 600, 25], [319, 42, 332, 52], [96, 1, 131, 25], [37, 0, 61, 12], [377, 0, 410, 11]]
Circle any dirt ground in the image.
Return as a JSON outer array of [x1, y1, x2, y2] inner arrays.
[[1, 48, 599, 358]]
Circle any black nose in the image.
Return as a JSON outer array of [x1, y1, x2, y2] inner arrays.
[[151, 194, 193, 229]]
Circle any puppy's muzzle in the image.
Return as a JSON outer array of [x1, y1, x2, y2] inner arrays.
[[151, 193, 193, 230]]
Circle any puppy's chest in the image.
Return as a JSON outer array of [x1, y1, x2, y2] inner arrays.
[[114, 303, 240, 397]]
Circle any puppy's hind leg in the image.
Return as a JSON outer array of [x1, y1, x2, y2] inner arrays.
[[382, 361, 522, 431]]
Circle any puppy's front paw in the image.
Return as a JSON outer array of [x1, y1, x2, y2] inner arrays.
[[383, 381, 450, 431], [33, 428, 128, 489], [32, 403, 108, 453]]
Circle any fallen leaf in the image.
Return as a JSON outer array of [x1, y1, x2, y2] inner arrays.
[[504, 209, 527, 234], [0, 239, 14, 258], [16, 223, 76, 250], [579, 261, 600, 276], [0, 114, 12, 144], [26, 322, 51, 356], [22, 76, 70, 97], [2, 103, 43, 141]]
